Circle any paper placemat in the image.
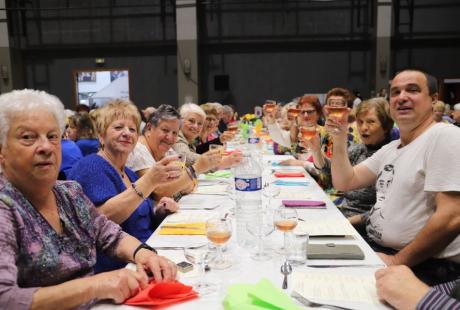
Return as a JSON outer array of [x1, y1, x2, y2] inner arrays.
[[294, 218, 356, 236], [292, 270, 381, 305]]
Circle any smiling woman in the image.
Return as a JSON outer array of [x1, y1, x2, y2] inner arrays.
[[68, 99, 183, 273], [126, 104, 213, 199], [0, 90, 177, 310]]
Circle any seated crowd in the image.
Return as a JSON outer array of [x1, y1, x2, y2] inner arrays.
[[0, 69, 460, 309]]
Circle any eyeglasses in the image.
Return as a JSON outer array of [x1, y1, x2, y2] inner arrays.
[[300, 109, 317, 115], [326, 99, 347, 107], [206, 117, 218, 123]]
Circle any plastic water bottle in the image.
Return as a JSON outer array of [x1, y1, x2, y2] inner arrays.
[[234, 152, 262, 248], [247, 126, 260, 152]]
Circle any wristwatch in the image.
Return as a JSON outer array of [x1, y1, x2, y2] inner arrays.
[[133, 243, 157, 260]]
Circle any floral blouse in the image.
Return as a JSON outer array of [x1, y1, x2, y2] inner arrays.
[[0, 175, 127, 309]]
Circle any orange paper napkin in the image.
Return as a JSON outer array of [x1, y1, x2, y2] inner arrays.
[[274, 172, 305, 178], [125, 281, 198, 307]]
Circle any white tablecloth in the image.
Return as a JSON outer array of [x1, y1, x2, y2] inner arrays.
[[92, 155, 388, 310]]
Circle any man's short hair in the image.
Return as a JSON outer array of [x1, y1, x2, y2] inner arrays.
[[395, 69, 438, 95]]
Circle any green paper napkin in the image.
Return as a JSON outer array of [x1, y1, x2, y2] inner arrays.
[[205, 170, 233, 179], [223, 279, 301, 310]]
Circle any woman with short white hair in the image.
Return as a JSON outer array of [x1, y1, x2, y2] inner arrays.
[[173, 103, 242, 170], [173, 103, 207, 166], [0, 89, 176, 309]]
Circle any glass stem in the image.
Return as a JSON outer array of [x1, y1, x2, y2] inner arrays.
[[199, 260, 205, 288], [257, 235, 264, 255], [217, 245, 223, 263], [284, 232, 289, 258]]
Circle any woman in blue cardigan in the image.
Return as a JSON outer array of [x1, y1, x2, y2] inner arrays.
[[68, 99, 182, 273]]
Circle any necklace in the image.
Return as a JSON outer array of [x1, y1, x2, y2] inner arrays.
[[99, 150, 125, 179]]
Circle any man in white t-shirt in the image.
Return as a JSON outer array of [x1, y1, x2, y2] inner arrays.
[[326, 69, 460, 284]]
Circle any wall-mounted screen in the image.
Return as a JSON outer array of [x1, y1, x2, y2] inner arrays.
[[73, 68, 130, 108]]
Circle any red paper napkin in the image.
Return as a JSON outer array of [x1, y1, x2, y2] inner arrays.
[[125, 281, 198, 307], [274, 172, 305, 178]]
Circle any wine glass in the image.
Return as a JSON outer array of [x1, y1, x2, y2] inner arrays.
[[209, 144, 224, 154], [263, 178, 280, 209], [273, 207, 298, 256], [287, 108, 301, 120], [175, 154, 186, 169], [206, 218, 232, 269], [298, 125, 318, 152], [183, 245, 217, 295], [326, 98, 348, 133], [246, 211, 275, 261], [263, 100, 277, 114]]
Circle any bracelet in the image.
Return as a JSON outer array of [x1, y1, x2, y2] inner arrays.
[[131, 182, 146, 200], [133, 243, 157, 260], [188, 165, 197, 179], [185, 167, 198, 191]]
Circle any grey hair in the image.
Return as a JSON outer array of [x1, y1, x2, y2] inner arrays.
[[179, 103, 206, 119], [222, 105, 233, 115], [147, 104, 181, 128], [454, 103, 460, 111], [0, 89, 65, 146]]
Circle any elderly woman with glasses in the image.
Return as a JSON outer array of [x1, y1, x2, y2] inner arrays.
[[196, 103, 234, 154], [0, 90, 176, 309], [173, 103, 242, 170], [302, 97, 394, 219], [68, 99, 182, 273], [126, 104, 217, 199]]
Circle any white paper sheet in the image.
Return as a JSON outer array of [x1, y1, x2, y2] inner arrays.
[[163, 210, 218, 223], [294, 218, 356, 236], [292, 271, 381, 305], [178, 194, 226, 210], [193, 184, 232, 195], [276, 188, 312, 199]]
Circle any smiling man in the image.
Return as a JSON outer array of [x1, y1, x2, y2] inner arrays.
[[327, 69, 460, 285]]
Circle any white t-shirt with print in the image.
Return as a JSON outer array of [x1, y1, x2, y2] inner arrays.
[[362, 123, 460, 262], [126, 142, 176, 173]]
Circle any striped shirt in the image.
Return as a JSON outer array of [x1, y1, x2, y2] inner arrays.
[[417, 279, 460, 310]]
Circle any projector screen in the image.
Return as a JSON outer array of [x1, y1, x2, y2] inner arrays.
[[73, 68, 130, 108]]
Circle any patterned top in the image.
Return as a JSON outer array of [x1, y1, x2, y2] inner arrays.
[[418, 279, 460, 310], [172, 131, 200, 166], [319, 137, 391, 217], [0, 175, 126, 309]]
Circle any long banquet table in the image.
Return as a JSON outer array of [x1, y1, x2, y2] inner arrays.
[[93, 154, 389, 310]]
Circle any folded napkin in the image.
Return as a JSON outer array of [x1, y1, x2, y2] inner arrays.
[[159, 222, 206, 235], [274, 172, 305, 178], [125, 281, 198, 307], [223, 278, 301, 310], [274, 180, 309, 187], [194, 184, 230, 194], [204, 170, 233, 179], [282, 199, 326, 209]]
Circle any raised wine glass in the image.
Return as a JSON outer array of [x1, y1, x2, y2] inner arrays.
[[273, 207, 298, 256], [206, 218, 233, 269], [326, 97, 348, 133]]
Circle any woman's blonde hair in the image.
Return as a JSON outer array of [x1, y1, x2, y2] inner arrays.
[[94, 99, 141, 137], [355, 97, 394, 134], [433, 100, 445, 112]]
